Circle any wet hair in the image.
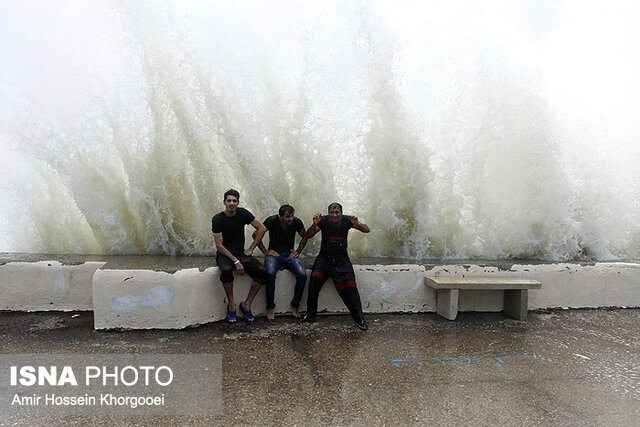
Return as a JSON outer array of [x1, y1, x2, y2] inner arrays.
[[279, 204, 295, 216], [224, 189, 240, 201], [328, 202, 342, 213]]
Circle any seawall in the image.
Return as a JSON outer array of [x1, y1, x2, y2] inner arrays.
[[1, 258, 638, 329]]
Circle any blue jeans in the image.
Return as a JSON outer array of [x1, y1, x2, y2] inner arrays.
[[265, 253, 307, 310]]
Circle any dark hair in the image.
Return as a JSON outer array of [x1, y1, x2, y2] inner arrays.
[[224, 189, 240, 201], [279, 204, 295, 216], [328, 202, 342, 212]]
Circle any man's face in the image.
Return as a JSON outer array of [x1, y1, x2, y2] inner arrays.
[[328, 207, 342, 225], [280, 212, 295, 226], [224, 196, 239, 214]]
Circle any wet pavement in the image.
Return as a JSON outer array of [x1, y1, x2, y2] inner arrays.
[[0, 309, 639, 426]]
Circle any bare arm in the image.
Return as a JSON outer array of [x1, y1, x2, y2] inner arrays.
[[290, 226, 309, 258], [349, 215, 370, 233], [252, 229, 271, 255], [305, 213, 322, 239], [213, 232, 245, 275], [245, 218, 267, 255]]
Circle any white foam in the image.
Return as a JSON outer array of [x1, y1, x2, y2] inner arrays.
[[1, 1, 639, 260]]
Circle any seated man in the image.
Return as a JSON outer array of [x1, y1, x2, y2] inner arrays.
[[255, 204, 308, 320], [212, 189, 267, 324], [301, 202, 370, 330]]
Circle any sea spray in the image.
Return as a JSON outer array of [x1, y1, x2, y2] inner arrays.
[[0, 0, 639, 260]]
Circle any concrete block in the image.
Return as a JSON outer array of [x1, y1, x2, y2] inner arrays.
[[356, 264, 433, 313], [504, 289, 527, 320], [0, 261, 105, 311], [511, 263, 640, 309], [436, 289, 459, 320], [92, 264, 431, 329], [93, 268, 225, 329]]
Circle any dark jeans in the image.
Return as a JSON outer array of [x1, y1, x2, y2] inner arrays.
[[265, 253, 307, 309]]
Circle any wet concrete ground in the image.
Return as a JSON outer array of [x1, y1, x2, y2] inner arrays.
[[0, 309, 639, 426]]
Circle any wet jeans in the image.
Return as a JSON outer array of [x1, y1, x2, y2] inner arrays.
[[265, 253, 307, 310]]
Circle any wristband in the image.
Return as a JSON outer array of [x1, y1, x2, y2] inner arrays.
[[234, 260, 240, 265]]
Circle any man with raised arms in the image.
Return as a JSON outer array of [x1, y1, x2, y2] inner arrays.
[[255, 204, 309, 320], [300, 202, 370, 330], [211, 189, 267, 323]]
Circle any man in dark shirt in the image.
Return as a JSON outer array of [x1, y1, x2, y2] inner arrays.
[[255, 204, 308, 320], [301, 202, 370, 330], [211, 189, 267, 323]]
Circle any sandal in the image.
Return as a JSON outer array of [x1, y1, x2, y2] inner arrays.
[[239, 302, 255, 323], [226, 306, 237, 324]]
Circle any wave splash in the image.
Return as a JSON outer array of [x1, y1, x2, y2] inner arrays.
[[1, 0, 639, 260]]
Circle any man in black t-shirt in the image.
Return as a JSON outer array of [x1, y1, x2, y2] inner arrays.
[[255, 204, 308, 320], [211, 189, 267, 324], [300, 202, 370, 330]]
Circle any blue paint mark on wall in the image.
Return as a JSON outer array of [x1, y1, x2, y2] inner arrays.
[[111, 286, 175, 314], [391, 352, 537, 368], [367, 280, 399, 302]]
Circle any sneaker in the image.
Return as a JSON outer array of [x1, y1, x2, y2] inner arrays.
[[355, 316, 368, 331], [300, 313, 316, 323]]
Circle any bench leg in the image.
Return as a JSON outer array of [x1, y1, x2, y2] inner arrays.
[[504, 289, 528, 320], [436, 289, 459, 321]]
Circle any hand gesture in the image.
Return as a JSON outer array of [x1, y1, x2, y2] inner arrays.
[[289, 250, 299, 258], [349, 215, 359, 227], [312, 213, 322, 226], [266, 250, 279, 257]]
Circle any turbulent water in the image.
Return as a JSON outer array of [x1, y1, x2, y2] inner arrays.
[[1, 0, 639, 260]]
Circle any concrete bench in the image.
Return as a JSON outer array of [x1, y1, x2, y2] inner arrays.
[[425, 277, 542, 321]]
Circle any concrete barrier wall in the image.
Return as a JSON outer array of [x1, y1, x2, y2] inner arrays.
[[2, 261, 639, 329], [92, 262, 640, 329], [92, 265, 432, 329], [426, 263, 640, 311], [0, 261, 106, 311]]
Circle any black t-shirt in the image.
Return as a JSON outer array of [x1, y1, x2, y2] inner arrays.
[[211, 207, 255, 257], [263, 215, 304, 253], [318, 215, 354, 259]]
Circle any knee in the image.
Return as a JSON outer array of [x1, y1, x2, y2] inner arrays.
[[265, 257, 278, 275], [295, 271, 307, 283], [265, 267, 277, 279], [219, 269, 234, 284], [293, 260, 307, 279], [308, 275, 323, 290], [310, 271, 325, 283], [257, 266, 267, 282]]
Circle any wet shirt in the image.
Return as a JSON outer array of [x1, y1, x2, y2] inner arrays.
[[318, 215, 353, 260], [263, 215, 304, 253], [211, 207, 255, 257]]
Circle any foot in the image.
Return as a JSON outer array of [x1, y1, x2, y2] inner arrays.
[[291, 306, 300, 319], [266, 309, 275, 321], [226, 306, 237, 324], [300, 312, 316, 323], [354, 316, 368, 331], [239, 301, 255, 323]]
